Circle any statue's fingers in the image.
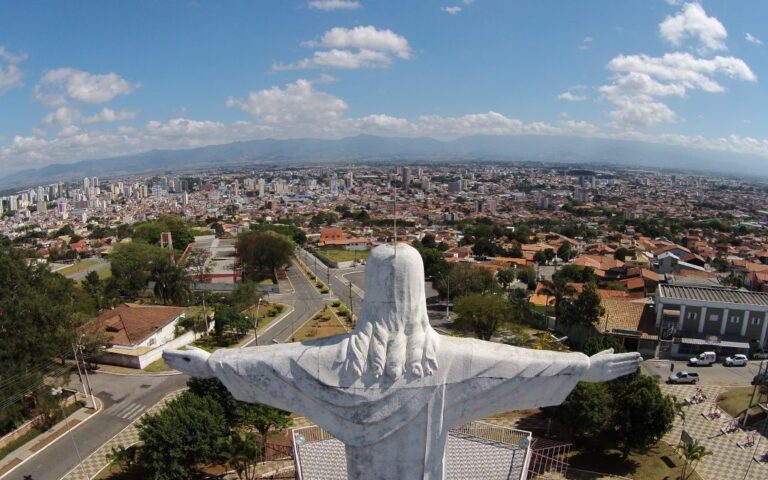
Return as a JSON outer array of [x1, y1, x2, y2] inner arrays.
[[595, 348, 614, 356], [612, 352, 642, 361], [406, 329, 426, 377], [368, 323, 389, 378], [386, 332, 407, 378]]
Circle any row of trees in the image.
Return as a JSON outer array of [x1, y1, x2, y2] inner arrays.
[[0, 243, 108, 434]]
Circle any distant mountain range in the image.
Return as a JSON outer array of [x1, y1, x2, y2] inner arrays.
[[1, 134, 765, 190]]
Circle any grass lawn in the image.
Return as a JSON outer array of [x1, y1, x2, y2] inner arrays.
[[317, 248, 370, 263], [0, 428, 42, 461], [718, 386, 766, 422], [567, 442, 703, 480], [95, 267, 112, 281], [56, 258, 102, 276], [142, 358, 171, 373], [294, 307, 349, 342], [244, 302, 288, 331]]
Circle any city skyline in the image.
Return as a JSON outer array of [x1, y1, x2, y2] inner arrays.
[[1, 0, 767, 175]]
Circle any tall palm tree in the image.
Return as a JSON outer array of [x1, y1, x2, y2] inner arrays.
[[220, 431, 261, 480], [151, 256, 191, 305], [538, 280, 576, 329], [678, 439, 711, 480]]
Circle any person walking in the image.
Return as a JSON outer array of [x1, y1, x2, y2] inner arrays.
[[670, 362, 675, 373]]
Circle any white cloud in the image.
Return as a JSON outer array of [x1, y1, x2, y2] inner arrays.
[[558, 91, 587, 102], [601, 52, 756, 127], [274, 49, 393, 70], [578, 36, 593, 50], [42, 106, 137, 127], [659, 2, 727, 52], [0, 46, 26, 94], [745, 32, 763, 45], [275, 26, 411, 70], [226, 79, 348, 126], [308, 0, 361, 10], [305, 26, 411, 59], [34, 68, 140, 106], [441, 6, 462, 15]]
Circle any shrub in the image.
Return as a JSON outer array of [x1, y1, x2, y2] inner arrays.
[[332, 300, 341, 307], [337, 306, 349, 317], [320, 288, 329, 294]]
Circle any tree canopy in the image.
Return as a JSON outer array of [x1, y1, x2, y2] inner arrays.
[[237, 230, 295, 279], [453, 293, 511, 340]]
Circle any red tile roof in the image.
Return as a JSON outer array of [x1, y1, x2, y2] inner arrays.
[[98, 303, 185, 347]]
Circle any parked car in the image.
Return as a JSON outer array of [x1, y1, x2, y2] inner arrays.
[[689, 351, 716, 366], [724, 354, 749, 367], [668, 371, 700, 384], [752, 350, 768, 360]]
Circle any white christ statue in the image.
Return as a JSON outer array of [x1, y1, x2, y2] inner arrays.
[[165, 243, 641, 480]]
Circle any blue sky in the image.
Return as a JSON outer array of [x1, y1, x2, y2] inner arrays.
[[0, 0, 766, 173]]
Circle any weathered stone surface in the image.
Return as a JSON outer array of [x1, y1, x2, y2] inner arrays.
[[165, 243, 641, 480]]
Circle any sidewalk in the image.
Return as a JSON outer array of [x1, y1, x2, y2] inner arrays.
[[0, 399, 101, 479], [60, 390, 185, 480]]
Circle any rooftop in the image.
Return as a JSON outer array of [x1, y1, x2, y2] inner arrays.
[[98, 303, 185, 346], [658, 284, 768, 307], [293, 422, 533, 480]]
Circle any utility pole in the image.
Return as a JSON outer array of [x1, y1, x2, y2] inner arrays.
[[77, 336, 96, 409], [71, 342, 87, 403], [349, 280, 354, 321], [252, 298, 262, 346]]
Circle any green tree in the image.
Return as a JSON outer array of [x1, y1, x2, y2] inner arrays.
[[0, 246, 77, 432], [678, 439, 711, 480], [453, 293, 511, 340], [421, 234, 437, 249], [515, 266, 537, 290], [560, 282, 604, 328], [414, 245, 450, 279], [436, 264, 498, 299], [533, 251, 547, 264], [82, 270, 107, 310], [609, 374, 675, 458], [185, 249, 211, 283], [551, 382, 614, 448], [214, 304, 251, 337], [151, 257, 191, 305], [237, 231, 295, 280], [138, 392, 229, 480], [234, 402, 293, 455], [496, 269, 516, 289], [187, 377, 239, 426], [108, 240, 165, 298], [220, 431, 261, 480], [230, 281, 263, 312], [557, 243, 573, 262], [581, 336, 625, 356], [614, 247, 629, 262]]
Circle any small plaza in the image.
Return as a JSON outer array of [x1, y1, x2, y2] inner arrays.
[[660, 384, 768, 480]]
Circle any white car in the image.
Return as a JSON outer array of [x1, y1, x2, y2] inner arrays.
[[724, 354, 748, 367]]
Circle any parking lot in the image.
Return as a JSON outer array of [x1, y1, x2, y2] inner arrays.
[[643, 358, 768, 386]]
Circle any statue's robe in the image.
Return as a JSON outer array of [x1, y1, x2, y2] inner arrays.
[[208, 335, 589, 480]]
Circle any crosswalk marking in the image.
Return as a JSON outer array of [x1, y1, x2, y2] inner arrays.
[[109, 401, 146, 420]]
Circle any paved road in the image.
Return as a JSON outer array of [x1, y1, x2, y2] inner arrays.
[[297, 249, 450, 328], [297, 249, 364, 319], [643, 359, 768, 386], [5, 372, 188, 480], [246, 260, 325, 346]]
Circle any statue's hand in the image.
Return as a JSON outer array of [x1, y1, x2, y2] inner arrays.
[[163, 346, 215, 378], [582, 349, 641, 383]]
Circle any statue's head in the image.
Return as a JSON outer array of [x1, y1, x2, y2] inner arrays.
[[344, 243, 439, 380]]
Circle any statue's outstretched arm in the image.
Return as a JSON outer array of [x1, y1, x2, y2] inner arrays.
[[581, 349, 642, 383], [163, 346, 215, 378]]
